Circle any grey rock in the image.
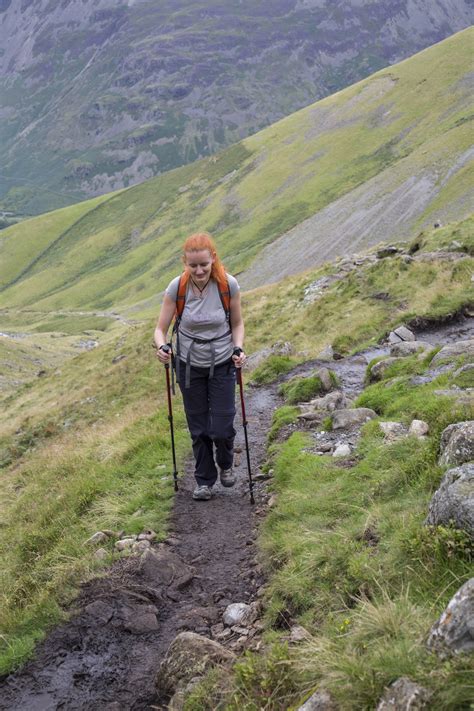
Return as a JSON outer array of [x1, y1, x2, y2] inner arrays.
[[139, 547, 193, 585], [333, 443, 351, 457], [332, 408, 377, 429], [155, 631, 235, 698], [123, 605, 159, 634], [297, 689, 337, 710], [376, 677, 431, 710], [426, 578, 474, 656], [317, 345, 334, 361], [388, 331, 403, 344], [379, 421, 406, 440], [84, 531, 108, 546], [409, 419, 429, 438], [308, 390, 349, 412], [390, 341, 432, 357], [393, 326, 416, 341], [439, 421, 474, 466], [432, 339, 474, 364], [131, 540, 151, 554], [223, 602, 257, 627], [425, 463, 474, 536], [114, 537, 136, 551], [94, 547, 108, 561], [289, 625, 311, 643], [84, 600, 114, 626], [317, 367, 334, 392], [137, 529, 157, 541]]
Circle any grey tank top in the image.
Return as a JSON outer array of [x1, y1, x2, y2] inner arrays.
[[165, 273, 240, 368]]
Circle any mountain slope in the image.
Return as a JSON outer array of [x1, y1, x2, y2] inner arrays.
[[0, 28, 472, 317], [0, 0, 472, 215]]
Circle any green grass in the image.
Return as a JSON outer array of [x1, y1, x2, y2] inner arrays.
[[279, 375, 324, 405], [190, 345, 474, 709], [0, 29, 473, 317], [250, 355, 296, 385]]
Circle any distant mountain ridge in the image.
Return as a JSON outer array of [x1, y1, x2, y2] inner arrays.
[[0, 28, 472, 318], [0, 0, 472, 215]]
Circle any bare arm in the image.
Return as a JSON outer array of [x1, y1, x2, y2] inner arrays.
[[230, 291, 246, 367], [154, 293, 176, 363]]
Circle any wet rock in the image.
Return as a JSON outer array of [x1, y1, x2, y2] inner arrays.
[[297, 688, 337, 710], [425, 463, 474, 536], [139, 547, 193, 585], [379, 421, 406, 440], [155, 631, 235, 699], [390, 341, 432, 357], [409, 419, 429, 438], [332, 408, 377, 429], [432, 339, 474, 364], [369, 357, 401, 381], [122, 605, 159, 634], [439, 421, 474, 466], [333, 443, 351, 457], [223, 602, 257, 627], [376, 677, 431, 710], [84, 600, 114, 626], [426, 578, 474, 656]]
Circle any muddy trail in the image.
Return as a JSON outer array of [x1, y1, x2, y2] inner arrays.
[[1, 315, 472, 711]]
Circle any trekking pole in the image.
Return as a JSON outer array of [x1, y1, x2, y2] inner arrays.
[[235, 357, 255, 505], [161, 344, 179, 492]]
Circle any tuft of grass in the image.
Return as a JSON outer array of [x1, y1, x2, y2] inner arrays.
[[267, 405, 299, 444], [250, 355, 295, 385], [279, 375, 323, 405]]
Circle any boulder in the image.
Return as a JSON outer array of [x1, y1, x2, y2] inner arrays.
[[369, 357, 401, 381], [309, 391, 349, 412], [390, 341, 432, 357], [393, 326, 416, 342], [376, 677, 431, 710], [432, 339, 474, 365], [409, 420, 429, 438], [333, 443, 351, 457], [122, 605, 159, 634], [379, 422, 406, 440], [439, 421, 474, 466], [297, 689, 337, 710], [317, 367, 335, 393], [425, 463, 474, 537], [332, 408, 377, 430], [155, 631, 235, 699], [426, 578, 474, 656]]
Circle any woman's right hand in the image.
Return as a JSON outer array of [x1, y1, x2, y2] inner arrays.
[[156, 344, 172, 364]]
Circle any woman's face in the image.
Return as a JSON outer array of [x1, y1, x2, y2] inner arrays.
[[184, 249, 215, 284]]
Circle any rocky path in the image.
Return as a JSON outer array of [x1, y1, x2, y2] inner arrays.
[[0, 380, 279, 711], [1, 314, 472, 710]]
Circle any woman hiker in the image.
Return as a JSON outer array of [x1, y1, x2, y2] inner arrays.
[[154, 232, 246, 501]]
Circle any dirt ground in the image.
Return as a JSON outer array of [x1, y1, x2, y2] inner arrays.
[[1, 315, 472, 710]]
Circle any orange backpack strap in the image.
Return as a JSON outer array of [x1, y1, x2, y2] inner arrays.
[[217, 276, 231, 321], [175, 272, 190, 322]]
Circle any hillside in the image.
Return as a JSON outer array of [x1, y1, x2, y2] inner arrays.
[[0, 218, 472, 707], [0, 0, 472, 216], [0, 28, 472, 331]]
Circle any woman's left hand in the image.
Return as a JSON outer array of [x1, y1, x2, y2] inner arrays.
[[232, 349, 247, 368]]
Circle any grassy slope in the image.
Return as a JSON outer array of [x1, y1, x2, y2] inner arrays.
[[0, 217, 472, 677], [0, 28, 472, 317]]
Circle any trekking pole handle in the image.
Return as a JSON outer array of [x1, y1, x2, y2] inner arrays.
[[232, 346, 243, 356]]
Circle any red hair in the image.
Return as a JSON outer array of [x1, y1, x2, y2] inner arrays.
[[182, 232, 227, 283]]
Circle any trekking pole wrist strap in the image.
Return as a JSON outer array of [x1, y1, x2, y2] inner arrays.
[[232, 347, 243, 356]]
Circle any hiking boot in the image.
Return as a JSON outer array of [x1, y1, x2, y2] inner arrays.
[[192, 484, 212, 501], [219, 467, 236, 488]]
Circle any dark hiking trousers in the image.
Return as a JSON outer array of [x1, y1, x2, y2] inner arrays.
[[178, 359, 236, 487]]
